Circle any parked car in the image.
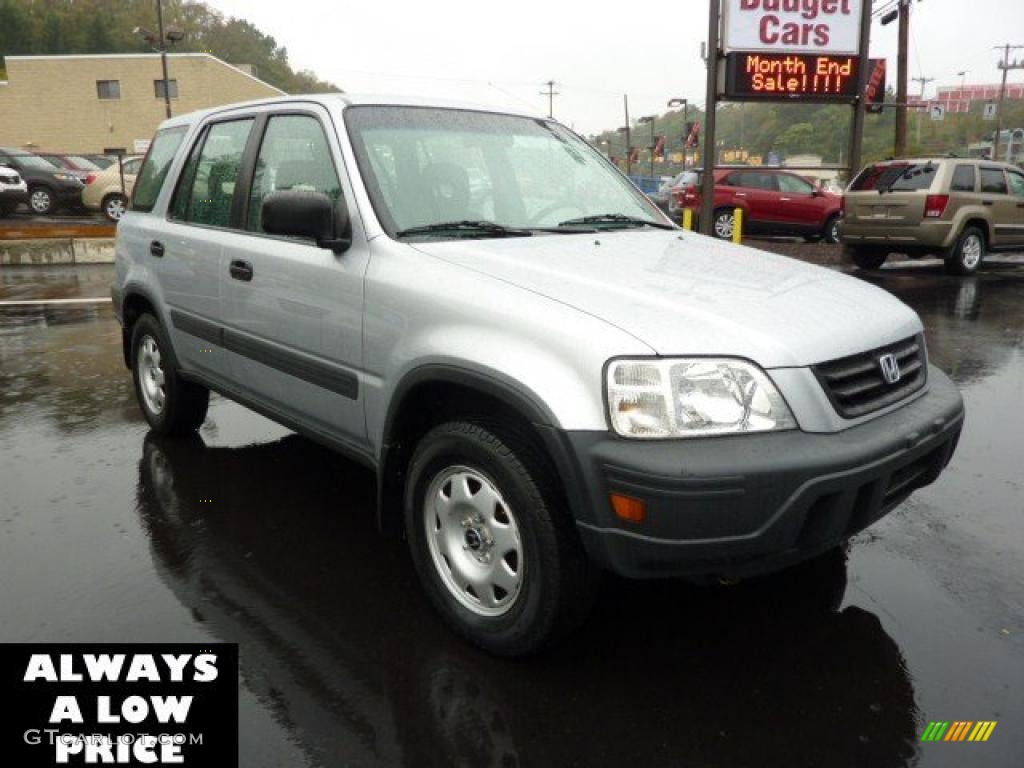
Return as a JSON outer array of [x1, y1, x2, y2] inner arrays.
[[651, 172, 687, 212], [667, 169, 703, 219], [0, 165, 29, 216], [674, 167, 844, 243], [37, 152, 103, 182], [84, 154, 118, 170], [113, 95, 964, 656], [82, 155, 142, 221], [840, 158, 1024, 275], [0, 148, 85, 214]]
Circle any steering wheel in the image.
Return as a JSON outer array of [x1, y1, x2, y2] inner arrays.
[[527, 201, 587, 227]]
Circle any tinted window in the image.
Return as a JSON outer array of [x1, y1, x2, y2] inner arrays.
[[950, 165, 976, 192], [980, 168, 1008, 195], [172, 119, 253, 228], [132, 127, 187, 213], [1008, 170, 1024, 198], [726, 172, 772, 190], [777, 174, 815, 194], [248, 114, 341, 232], [850, 163, 936, 192]]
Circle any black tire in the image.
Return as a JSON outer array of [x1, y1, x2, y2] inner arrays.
[[130, 314, 209, 436], [823, 214, 842, 245], [404, 420, 597, 656], [712, 208, 735, 240], [944, 226, 985, 276], [845, 246, 887, 270], [28, 185, 55, 215], [102, 192, 128, 222]]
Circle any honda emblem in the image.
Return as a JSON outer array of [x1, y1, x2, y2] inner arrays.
[[878, 353, 901, 385]]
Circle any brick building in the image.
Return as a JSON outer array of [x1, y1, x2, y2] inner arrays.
[[0, 53, 284, 153]]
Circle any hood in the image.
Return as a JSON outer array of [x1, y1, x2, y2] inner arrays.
[[411, 230, 922, 369]]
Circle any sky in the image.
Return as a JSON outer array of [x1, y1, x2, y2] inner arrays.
[[205, 0, 1024, 135]]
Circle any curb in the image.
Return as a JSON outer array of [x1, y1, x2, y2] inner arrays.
[[0, 238, 115, 265]]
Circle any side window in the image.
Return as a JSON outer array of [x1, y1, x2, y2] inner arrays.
[[722, 173, 743, 187], [1005, 170, 1024, 198], [172, 119, 254, 228], [123, 158, 143, 175], [247, 114, 342, 232], [980, 168, 1008, 195], [777, 174, 815, 194], [132, 127, 187, 213], [950, 165, 976, 192]]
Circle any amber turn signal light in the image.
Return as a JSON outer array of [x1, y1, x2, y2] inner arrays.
[[610, 493, 646, 524]]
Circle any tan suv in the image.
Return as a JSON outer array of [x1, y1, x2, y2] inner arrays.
[[840, 158, 1024, 275], [82, 155, 142, 221]]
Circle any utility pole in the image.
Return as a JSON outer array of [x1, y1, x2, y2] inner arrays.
[[847, 0, 873, 183], [639, 116, 656, 179], [912, 75, 935, 147], [894, 0, 910, 157], [539, 80, 559, 119], [700, 0, 720, 236], [993, 45, 1024, 161], [155, 0, 171, 119], [623, 94, 631, 176]]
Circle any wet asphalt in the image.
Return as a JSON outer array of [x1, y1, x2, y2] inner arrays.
[[1, 260, 1022, 768]]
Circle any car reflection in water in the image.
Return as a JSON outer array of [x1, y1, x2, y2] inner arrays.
[[137, 432, 921, 767]]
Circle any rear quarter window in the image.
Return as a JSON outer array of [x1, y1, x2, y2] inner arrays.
[[131, 127, 188, 213]]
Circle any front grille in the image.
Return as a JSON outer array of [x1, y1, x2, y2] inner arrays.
[[0, 174, 17, 184], [813, 335, 926, 418]]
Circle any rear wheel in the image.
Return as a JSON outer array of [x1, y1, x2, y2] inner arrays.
[[846, 246, 887, 270], [712, 208, 735, 240], [404, 420, 597, 656], [944, 226, 985, 276], [102, 193, 128, 222], [131, 314, 209, 435], [823, 214, 842, 245]]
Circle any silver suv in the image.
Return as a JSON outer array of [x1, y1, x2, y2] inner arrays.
[[113, 95, 965, 655]]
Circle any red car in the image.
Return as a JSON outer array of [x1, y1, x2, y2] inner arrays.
[[672, 168, 843, 243]]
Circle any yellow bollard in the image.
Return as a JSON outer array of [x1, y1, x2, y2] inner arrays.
[[732, 207, 743, 244], [682, 208, 693, 231]]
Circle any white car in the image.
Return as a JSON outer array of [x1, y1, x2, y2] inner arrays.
[[0, 165, 28, 216]]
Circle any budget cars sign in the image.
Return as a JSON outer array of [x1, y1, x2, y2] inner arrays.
[[722, 0, 864, 55]]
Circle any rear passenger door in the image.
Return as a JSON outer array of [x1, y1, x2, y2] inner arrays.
[[159, 117, 255, 381], [219, 107, 370, 449]]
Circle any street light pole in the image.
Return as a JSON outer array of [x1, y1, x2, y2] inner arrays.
[[155, 0, 172, 119], [993, 44, 1024, 161], [700, 0, 720, 236]]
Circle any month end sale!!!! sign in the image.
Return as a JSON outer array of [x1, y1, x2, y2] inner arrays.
[[722, 0, 865, 55]]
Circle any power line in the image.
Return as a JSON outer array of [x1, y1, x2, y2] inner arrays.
[[539, 80, 559, 119]]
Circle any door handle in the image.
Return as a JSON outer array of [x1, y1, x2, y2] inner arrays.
[[735, 192, 747, 197], [1017, 202, 1024, 209], [229, 260, 254, 282], [982, 200, 994, 206], [780, 197, 792, 202], [149, 240, 164, 258]]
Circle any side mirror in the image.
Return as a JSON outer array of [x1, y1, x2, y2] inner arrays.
[[261, 190, 351, 253]]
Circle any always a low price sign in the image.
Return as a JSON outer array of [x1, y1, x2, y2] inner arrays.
[[3, 644, 238, 765], [723, 0, 865, 55]]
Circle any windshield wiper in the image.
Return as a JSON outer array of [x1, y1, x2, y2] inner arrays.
[[556, 213, 674, 230], [395, 220, 533, 238]]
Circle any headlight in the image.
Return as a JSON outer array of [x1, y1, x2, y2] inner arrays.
[[606, 358, 796, 439]]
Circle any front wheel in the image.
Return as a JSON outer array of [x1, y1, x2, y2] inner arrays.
[[28, 186, 55, 215], [131, 314, 209, 435], [945, 226, 985, 276], [404, 421, 597, 656]]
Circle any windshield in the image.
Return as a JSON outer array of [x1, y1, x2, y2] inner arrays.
[[345, 106, 665, 237]]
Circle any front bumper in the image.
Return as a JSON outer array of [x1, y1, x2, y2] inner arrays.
[[0, 187, 28, 207], [550, 366, 963, 579]]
